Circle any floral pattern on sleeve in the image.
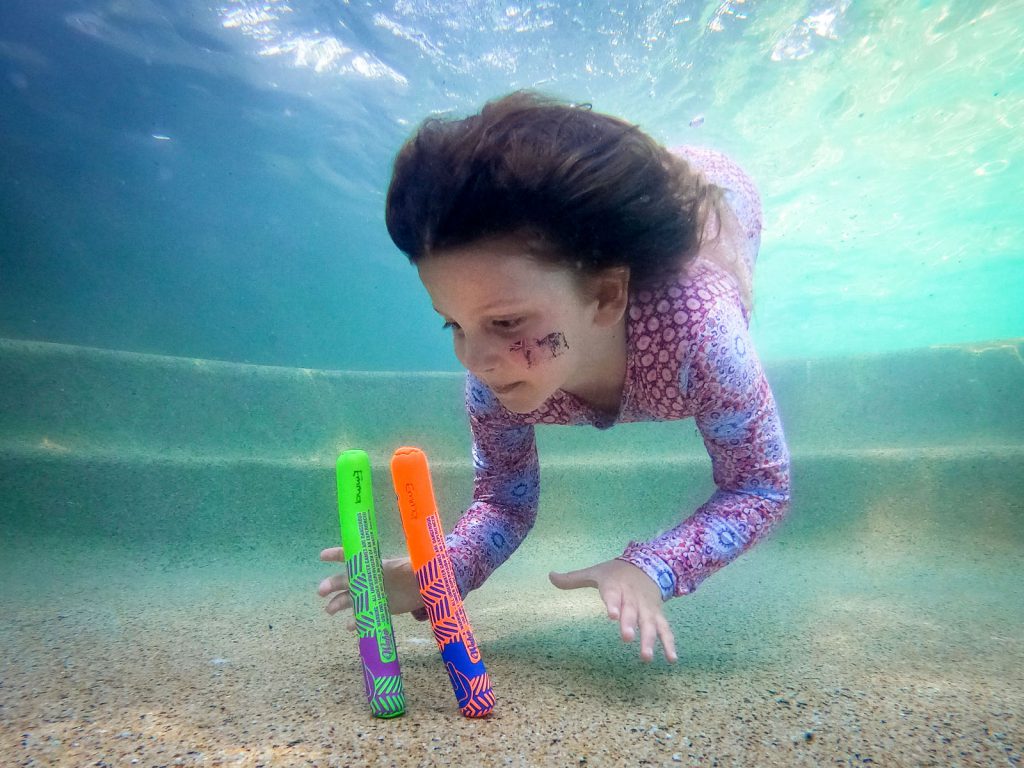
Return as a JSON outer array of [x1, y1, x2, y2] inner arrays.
[[617, 264, 790, 599], [443, 374, 540, 598]]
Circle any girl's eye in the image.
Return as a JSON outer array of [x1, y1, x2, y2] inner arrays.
[[442, 320, 461, 331], [493, 317, 524, 331]]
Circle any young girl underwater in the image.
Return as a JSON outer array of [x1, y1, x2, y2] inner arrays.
[[319, 91, 791, 663]]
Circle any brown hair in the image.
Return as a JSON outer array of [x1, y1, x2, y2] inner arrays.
[[385, 91, 722, 291]]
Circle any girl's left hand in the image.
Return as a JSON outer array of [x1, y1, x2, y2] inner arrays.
[[549, 559, 678, 664]]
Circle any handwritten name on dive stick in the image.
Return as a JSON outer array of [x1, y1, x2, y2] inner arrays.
[[336, 450, 405, 718], [391, 446, 495, 718]]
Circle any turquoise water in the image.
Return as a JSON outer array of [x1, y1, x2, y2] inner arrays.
[[2, 5, 1023, 762], [1, 0, 1020, 369]]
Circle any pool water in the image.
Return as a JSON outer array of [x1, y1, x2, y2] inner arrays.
[[0, 0, 1021, 368], [1, 1, 1022, 766]]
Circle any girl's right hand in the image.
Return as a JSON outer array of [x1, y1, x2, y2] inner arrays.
[[318, 547, 424, 631]]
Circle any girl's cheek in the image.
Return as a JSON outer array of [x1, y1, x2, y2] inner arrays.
[[508, 331, 570, 369], [452, 336, 470, 369]]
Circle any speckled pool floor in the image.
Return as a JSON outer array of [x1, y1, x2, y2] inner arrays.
[[2, 539, 1020, 767]]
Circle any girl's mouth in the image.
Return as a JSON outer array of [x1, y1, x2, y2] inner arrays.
[[492, 381, 523, 395]]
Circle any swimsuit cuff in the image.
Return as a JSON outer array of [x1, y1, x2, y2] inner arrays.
[[618, 543, 676, 602]]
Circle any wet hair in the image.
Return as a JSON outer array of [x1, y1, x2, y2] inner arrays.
[[386, 91, 723, 292]]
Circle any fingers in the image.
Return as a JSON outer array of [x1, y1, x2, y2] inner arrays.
[[604, 585, 622, 621], [637, 613, 658, 663], [320, 547, 344, 562], [619, 600, 638, 643], [318, 573, 349, 597], [319, 547, 356, 632], [657, 614, 678, 664], [611, 593, 678, 664], [556, 559, 677, 663], [318, 548, 350, 613], [548, 568, 599, 591], [324, 589, 352, 616]]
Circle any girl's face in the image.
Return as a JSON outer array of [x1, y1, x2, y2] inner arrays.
[[417, 238, 623, 414]]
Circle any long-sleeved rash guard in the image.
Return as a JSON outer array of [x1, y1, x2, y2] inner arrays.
[[440, 146, 791, 603]]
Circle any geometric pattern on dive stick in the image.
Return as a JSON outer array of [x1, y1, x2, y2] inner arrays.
[[417, 549, 493, 717], [416, 557, 457, 646], [363, 663, 404, 718], [347, 550, 377, 637], [445, 661, 495, 717], [464, 672, 495, 717]]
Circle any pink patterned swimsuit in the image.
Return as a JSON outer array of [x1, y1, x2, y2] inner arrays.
[[444, 147, 791, 602]]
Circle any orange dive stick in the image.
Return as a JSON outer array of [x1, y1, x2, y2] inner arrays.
[[391, 447, 494, 718]]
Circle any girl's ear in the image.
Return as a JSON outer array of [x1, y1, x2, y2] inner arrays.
[[588, 266, 631, 327]]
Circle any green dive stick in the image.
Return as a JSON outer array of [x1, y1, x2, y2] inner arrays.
[[336, 450, 405, 718]]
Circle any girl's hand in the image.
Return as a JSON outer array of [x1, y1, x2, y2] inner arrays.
[[318, 547, 423, 631], [549, 558, 678, 664]]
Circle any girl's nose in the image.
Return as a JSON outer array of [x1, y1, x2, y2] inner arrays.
[[456, 333, 499, 376]]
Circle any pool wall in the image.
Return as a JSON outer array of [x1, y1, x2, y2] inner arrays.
[[1, 336, 1021, 562]]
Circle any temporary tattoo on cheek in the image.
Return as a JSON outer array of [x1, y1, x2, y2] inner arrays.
[[509, 332, 569, 368]]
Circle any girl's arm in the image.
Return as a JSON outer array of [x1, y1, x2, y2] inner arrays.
[[618, 294, 791, 599], [443, 374, 541, 598]]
